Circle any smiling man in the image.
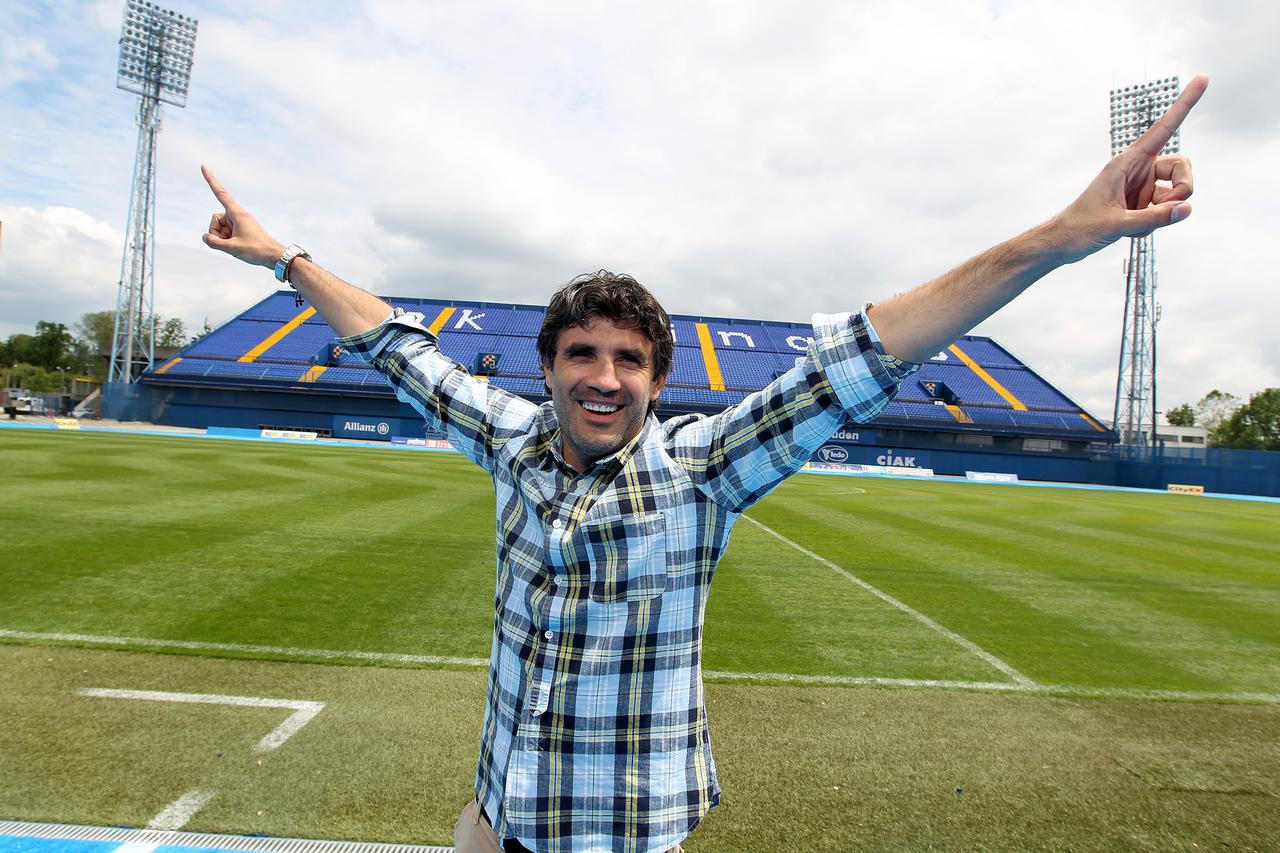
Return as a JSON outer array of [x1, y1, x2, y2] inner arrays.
[[535, 274, 671, 470], [200, 73, 1205, 853]]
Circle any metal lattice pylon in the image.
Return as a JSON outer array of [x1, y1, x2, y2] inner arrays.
[[108, 1, 197, 383], [1109, 76, 1180, 445]]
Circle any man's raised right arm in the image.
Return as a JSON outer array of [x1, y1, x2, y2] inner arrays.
[[199, 165, 390, 337]]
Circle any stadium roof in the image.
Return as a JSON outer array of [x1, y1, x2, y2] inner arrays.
[[143, 291, 1115, 443]]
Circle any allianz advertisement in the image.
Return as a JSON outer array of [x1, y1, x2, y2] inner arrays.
[[813, 443, 932, 470], [332, 415, 400, 440]]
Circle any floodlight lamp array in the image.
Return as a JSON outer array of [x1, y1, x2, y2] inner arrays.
[[1108, 76, 1180, 157], [117, 0, 198, 108]]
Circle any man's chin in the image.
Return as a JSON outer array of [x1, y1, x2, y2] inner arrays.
[[566, 425, 628, 463]]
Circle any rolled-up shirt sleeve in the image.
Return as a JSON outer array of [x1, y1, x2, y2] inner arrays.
[[335, 308, 539, 473], [810, 308, 920, 418], [666, 308, 919, 513]]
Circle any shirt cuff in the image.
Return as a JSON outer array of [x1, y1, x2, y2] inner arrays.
[[859, 303, 922, 383], [334, 308, 432, 364], [809, 308, 921, 415]]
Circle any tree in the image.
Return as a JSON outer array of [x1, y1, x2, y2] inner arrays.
[[75, 310, 117, 356], [1211, 388, 1280, 451], [152, 316, 187, 348], [1195, 389, 1240, 436], [1165, 403, 1196, 427], [31, 321, 74, 371], [3, 363, 64, 393], [2, 334, 37, 367]]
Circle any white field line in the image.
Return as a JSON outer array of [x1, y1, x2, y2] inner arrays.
[[702, 669, 1280, 703], [704, 670, 1021, 691], [10, 629, 1280, 704], [78, 688, 325, 753], [740, 515, 1035, 687], [145, 789, 215, 831], [0, 629, 488, 668]]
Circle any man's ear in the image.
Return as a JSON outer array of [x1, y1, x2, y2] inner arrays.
[[650, 373, 667, 403]]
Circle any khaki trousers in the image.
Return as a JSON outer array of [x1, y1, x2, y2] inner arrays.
[[453, 800, 685, 853]]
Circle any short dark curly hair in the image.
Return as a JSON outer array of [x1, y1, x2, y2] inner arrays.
[[537, 270, 674, 382]]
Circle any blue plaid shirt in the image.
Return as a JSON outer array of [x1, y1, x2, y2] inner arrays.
[[338, 309, 916, 853]]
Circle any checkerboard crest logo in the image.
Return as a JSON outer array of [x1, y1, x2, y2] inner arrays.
[[818, 445, 849, 463]]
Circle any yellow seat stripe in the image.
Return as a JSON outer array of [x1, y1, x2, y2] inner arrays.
[[944, 404, 974, 423], [694, 323, 725, 392], [948, 343, 1027, 411], [428, 306, 456, 335], [1079, 413, 1107, 432], [238, 306, 317, 363], [153, 357, 182, 375], [299, 365, 328, 382]]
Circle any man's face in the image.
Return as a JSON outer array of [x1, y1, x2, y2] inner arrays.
[[544, 316, 666, 472]]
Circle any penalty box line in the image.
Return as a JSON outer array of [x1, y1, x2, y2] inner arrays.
[[78, 688, 325, 753], [740, 514, 1035, 687], [76, 688, 326, 832]]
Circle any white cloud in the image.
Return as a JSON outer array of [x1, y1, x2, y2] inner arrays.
[[0, 205, 123, 337], [0, 33, 56, 89]]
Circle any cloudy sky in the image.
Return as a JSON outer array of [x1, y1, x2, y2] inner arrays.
[[2, 0, 1277, 419]]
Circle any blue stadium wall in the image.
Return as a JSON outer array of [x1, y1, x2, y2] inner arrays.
[[104, 382, 1280, 497]]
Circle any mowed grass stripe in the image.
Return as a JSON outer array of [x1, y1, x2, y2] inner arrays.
[[734, 514, 1028, 684], [705, 519, 1004, 682], [2, 433, 500, 659], [1, 434, 504, 657], [849, 485, 1280, 689], [752, 479, 1280, 692], [139, 488, 497, 658], [867, 495, 1280, 666], [748, 496, 1211, 690], [951, 494, 1280, 586]]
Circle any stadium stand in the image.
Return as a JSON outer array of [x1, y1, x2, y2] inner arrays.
[[142, 291, 1114, 444]]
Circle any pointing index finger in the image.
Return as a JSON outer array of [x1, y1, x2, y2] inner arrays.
[[201, 164, 240, 211], [1131, 74, 1209, 158]]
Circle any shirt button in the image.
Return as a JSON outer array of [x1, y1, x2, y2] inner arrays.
[[552, 576, 563, 586], [544, 630, 554, 640], [530, 709, 541, 717], [551, 518, 563, 529]]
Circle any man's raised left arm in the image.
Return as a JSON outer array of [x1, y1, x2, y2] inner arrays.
[[867, 74, 1208, 364]]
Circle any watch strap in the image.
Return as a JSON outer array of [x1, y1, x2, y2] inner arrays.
[[274, 244, 312, 284]]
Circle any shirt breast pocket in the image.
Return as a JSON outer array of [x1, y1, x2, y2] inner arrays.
[[582, 511, 668, 604]]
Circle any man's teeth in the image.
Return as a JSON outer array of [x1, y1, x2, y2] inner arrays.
[[581, 401, 620, 413]]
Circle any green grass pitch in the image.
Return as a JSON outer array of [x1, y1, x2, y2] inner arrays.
[[1, 428, 1278, 850]]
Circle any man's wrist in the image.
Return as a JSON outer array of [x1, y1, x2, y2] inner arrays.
[[261, 241, 285, 269]]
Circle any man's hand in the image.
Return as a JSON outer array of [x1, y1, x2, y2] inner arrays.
[[867, 74, 1209, 363], [1052, 74, 1209, 263], [201, 165, 285, 268]]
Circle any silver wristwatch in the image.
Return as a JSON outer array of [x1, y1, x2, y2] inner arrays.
[[274, 244, 311, 284]]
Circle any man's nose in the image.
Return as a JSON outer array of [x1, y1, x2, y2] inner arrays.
[[586, 360, 621, 393]]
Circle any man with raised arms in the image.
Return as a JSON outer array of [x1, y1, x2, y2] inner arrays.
[[201, 75, 1206, 853]]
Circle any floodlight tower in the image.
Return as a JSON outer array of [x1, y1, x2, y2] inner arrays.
[[1108, 76, 1180, 446], [108, 1, 197, 383]]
